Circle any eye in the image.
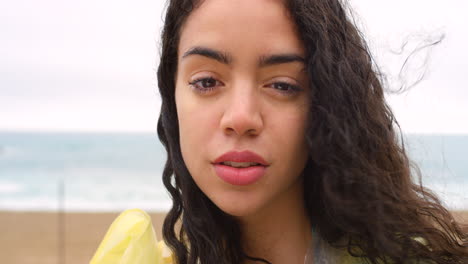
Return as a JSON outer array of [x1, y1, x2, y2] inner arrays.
[[188, 77, 223, 93], [268, 81, 302, 95]]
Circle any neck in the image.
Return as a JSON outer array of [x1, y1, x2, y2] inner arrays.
[[238, 178, 312, 264]]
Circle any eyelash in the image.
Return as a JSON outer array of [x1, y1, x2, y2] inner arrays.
[[268, 82, 302, 95], [189, 77, 222, 93], [188, 77, 302, 95]]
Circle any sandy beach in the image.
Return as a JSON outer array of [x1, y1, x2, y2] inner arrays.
[[0, 211, 467, 264], [0, 211, 166, 264]]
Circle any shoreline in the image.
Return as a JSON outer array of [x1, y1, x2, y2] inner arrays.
[[1, 210, 467, 264]]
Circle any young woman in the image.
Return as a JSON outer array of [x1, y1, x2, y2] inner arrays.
[[156, 0, 467, 263]]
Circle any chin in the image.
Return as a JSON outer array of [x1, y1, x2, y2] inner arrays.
[[217, 204, 258, 218], [208, 192, 267, 218]]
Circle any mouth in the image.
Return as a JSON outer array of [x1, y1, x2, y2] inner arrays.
[[213, 150, 269, 186], [213, 150, 269, 166], [219, 161, 263, 168]]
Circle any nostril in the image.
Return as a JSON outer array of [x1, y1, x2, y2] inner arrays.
[[246, 128, 258, 135], [220, 105, 264, 136], [224, 127, 259, 136]]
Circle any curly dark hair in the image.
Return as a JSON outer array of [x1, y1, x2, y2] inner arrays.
[[156, 0, 468, 263]]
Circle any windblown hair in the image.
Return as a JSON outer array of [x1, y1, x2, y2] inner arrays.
[[156, 0, 468, 263]]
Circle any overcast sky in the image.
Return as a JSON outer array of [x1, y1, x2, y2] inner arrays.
[[1, 0, 467, 133]]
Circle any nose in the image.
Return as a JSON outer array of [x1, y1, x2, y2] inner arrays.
[[220, 83, 264, 137]]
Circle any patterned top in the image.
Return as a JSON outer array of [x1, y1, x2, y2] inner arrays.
[[306, 229, 361, 264], [307, 229, 434, 264]]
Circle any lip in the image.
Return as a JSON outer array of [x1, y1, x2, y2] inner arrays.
[[213, 150, 269, 166], [213, 150, 269, 186]]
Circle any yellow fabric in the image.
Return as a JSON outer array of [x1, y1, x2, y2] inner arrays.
[[90, 209, 174, 264], [90, 209, 432, 264]]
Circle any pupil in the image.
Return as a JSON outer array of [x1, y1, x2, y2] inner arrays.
[[276, 83, 288, 90], [203, 78, 215, 88]]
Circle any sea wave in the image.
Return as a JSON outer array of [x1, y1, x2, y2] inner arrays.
[[0, 196, 171, 212], [0, 181, 25, 194]]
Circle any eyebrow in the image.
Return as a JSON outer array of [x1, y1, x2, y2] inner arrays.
[[182, 46, 232, 64], [182, 46, 305, 67], [259, 54, 305, 67]]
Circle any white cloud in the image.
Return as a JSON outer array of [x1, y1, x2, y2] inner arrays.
[[1, 0, 163, 132], [1, 0, 467, 133], [349, 0, 468, 133]]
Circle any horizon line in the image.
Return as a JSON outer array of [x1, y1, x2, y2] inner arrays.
[[0, 129, 467, 136]]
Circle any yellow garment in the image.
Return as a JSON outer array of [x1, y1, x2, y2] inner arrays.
[[90, 209, 174, 264], [90, 209, 432, 264]]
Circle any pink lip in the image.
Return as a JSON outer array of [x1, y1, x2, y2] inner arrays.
[[213, 150, 268, 165], [213, 151, 269, 186]]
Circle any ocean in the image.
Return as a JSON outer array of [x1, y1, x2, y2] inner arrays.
[[0, 132, 467, 212]]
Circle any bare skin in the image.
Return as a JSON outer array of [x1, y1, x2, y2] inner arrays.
[[175, 0, 312, 262], [239, 177, 312, 263]]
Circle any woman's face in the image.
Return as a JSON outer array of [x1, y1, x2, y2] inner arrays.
[[175, 0, 309, 217]]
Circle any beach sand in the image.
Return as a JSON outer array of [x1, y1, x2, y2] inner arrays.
[[0, 211, 467, 264], [0, 211, 166, 264]]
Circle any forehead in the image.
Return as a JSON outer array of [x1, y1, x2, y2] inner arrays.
[[178, 0, 304, 60]]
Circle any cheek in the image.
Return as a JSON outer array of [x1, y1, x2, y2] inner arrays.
[[270, 107, 309, 170], [176, 91, 197, 159], [175, 86, 218, 168], [274, 104, 308, 144]]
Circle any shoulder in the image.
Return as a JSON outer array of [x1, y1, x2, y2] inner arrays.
[[316, 234, 435, 264]]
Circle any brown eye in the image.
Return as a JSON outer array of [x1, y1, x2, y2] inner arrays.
[[268, 82, 302, 95], [200, 78, 217, 88], [189, 77, 222, 93]]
